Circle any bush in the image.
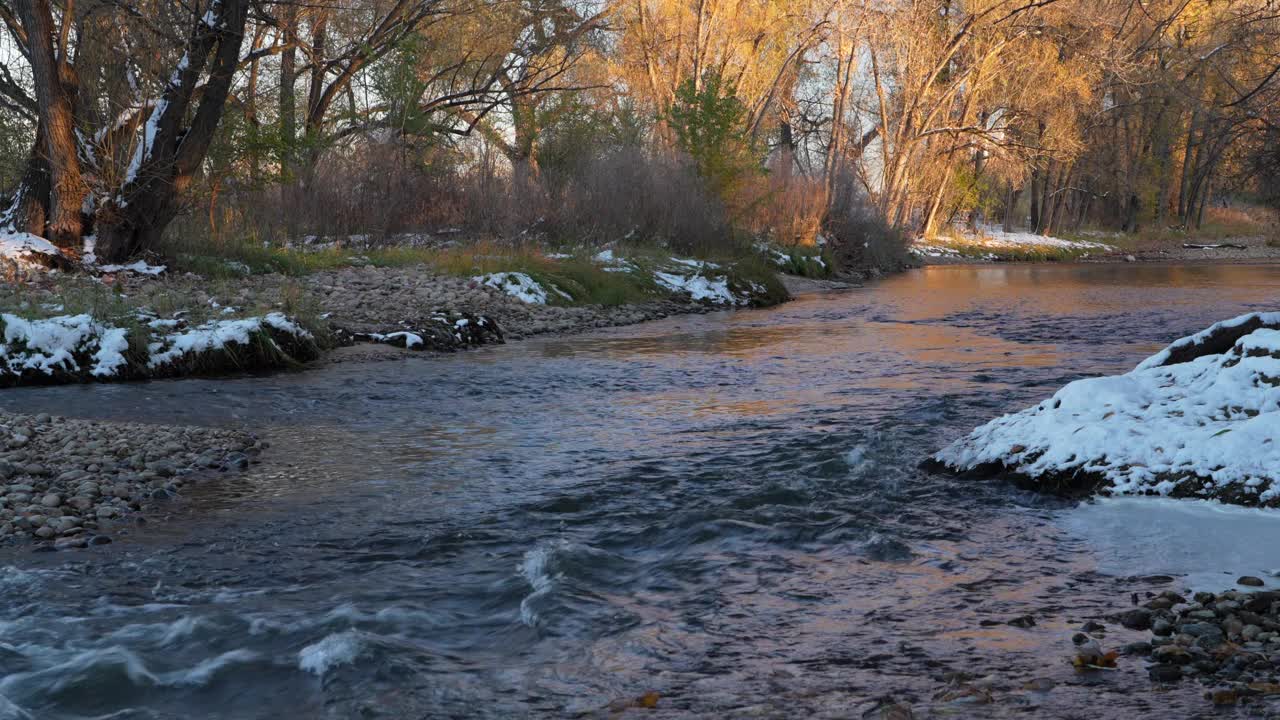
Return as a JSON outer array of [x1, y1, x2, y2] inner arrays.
[[825, 168, 908, 272], [544, 147, 738, 256]]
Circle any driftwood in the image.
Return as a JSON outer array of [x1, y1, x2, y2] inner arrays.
[[1182, 243, 1248, 250]]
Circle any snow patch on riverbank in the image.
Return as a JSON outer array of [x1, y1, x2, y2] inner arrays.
[[98, 260, 167, 276], [913, 225, 1114, 259], [474, 272, 564, 304], [935, 312, 1280, 505], [653, 271, 740, 304], [148, 313, 310, 368]]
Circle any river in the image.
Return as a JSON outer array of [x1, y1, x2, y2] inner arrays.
[[1, 263, 1278, 719]]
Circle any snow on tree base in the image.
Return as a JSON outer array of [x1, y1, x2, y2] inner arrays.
[[933, 312, 1280, 507], [0, 232, 70, 277]]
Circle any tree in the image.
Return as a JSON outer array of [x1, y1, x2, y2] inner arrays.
[[0, 0, 250, 262], [668, 73, 760, 200]]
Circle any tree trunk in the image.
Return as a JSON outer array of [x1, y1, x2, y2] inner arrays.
[[920, 163, 955, 238], [1029, 167, 1042, 232], [95, 0, 249, 262], [1003, 182, 1021, 232], [280, 2, 298, 150], [15, 0, 87, 250], [1177, 112, 1201, 226], [2, 123, 51, 235], [509, 93, 541, 190]]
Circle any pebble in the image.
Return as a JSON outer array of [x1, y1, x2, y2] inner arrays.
[[0, 411, 262, 543], [1239, 576, 1266, 587], [1139, 587, 1280, 702], [1120, 608, 1153, 630]]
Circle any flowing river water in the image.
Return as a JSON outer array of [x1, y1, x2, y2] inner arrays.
[[1, 263, 1280, 719]]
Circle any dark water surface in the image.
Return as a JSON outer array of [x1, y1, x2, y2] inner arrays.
[[1, 263, 1279, 719]]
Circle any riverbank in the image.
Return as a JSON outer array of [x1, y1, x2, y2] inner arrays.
[[910, 210, 1279, 265], [0, 411, 263, 545], [0, 258, 863, 543], [0, 246, 807, 382]]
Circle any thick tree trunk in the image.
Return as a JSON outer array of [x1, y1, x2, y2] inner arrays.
[[509, 93, 541, 191], [1123, 193, 1140, 233], [15, 0, 87, 250], [95, 0, 249, 262]]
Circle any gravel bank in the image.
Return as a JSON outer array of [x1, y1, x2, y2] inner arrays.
[[1113, 586, 1280, 707], [237, 265, 762, 341], [0, 411, 263, 546]]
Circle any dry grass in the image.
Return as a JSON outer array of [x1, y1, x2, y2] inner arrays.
[[1065, 204, 1279, 250]]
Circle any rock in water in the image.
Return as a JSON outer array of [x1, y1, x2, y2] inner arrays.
[[1120, 608, 1153, 630], [1238, 576, 1265, 587], [932, 312, 1280, 507]]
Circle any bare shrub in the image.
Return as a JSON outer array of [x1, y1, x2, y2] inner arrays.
[[543, 147, 736, 255], [739, 164, 826, 247], [824, 167, 908, 271]]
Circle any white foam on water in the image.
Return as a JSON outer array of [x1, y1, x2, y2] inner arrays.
[[518, 542, 564, 628], [298, 631, 363, 676], [845, 444, 874, 475], [1060, 496, 1280, 592], [105, 616, 212, 647], [156, 649, 259, 687]]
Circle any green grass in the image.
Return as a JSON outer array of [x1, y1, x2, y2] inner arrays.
[[0, 278, 323, 385], [0, 275, 333, 346], [158, 230, 792, 309], [421, 243, 660, 306]]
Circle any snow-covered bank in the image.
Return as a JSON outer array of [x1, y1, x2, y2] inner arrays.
[[912, 225, 1113, 261], [474, 255, 776, 307], [933, 312, 1280, 507], [0, 312, 319, 386]]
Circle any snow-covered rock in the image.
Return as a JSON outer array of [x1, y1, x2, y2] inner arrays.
[[933, 312, 1280, 507], [347, 312, 502, 351]]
